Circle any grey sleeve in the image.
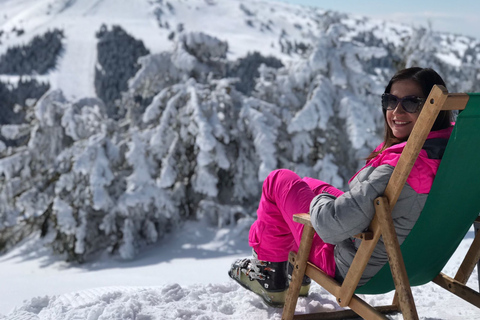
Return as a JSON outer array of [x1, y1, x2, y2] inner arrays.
[[309, 165, 394, 244]]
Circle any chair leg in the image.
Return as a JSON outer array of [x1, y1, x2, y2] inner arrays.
[[282, 225, 316, 320], [475, 218, 480, 292], [431, 219, 480, 309], [392, 291, 399, 306], [455, 218, 480, 286], [433, 273, 480, 308], [375, 197, 419, 320]]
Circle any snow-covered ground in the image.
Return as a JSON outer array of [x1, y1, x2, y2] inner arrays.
[[1, 0, 480, 319], [0, 220, 479, 319]]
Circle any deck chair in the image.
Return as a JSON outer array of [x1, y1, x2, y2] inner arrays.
[[282, 85, 480, 320]]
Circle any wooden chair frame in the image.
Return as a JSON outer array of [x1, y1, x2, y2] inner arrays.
[[282, 85, 480, 320]]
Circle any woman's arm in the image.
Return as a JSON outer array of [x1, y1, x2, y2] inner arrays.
[[309, 164, 393, 244]]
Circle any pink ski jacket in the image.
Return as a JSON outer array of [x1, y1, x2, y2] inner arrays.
[[310, 125, 454, 285]]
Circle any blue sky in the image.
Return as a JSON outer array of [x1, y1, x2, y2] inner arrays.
[[277, 0, 480, 39]]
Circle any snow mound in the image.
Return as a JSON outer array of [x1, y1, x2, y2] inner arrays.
[[5, 267, 480, 320], [6, 283, 286, 320], [1, 282, 386, 320]]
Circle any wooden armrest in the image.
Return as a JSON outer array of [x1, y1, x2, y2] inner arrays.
[[293, 213, 312, 227], [294, 214, 374, 240]]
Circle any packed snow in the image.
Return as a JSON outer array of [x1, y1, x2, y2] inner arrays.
[[1, 0, 480, 319]]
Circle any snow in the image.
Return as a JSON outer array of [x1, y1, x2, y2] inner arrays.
[[435, 51, 462, 68], [0, 220, 479, 319], [1, 0, 478, 102], [1, 0, 480, 319], [340, 15, 412, 47]]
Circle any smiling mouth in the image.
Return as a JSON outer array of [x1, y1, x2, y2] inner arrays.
[[393, 120, 410, 125]]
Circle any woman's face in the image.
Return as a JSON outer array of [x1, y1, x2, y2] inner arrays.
[[386, 80, 424, 140]]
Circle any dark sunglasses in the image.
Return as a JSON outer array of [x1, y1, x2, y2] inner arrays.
[[381, 93, 425, 113]]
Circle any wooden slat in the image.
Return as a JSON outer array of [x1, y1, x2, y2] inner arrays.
[[292, 304, 397, 320], [302, 260, 341, 296], [433, 273, 480, 308], [454, 230, 480, 284], [283, 225, 316, 320], [301, 260, 395, 319], [441, 93, 470, 110], [348, 295, 391, 320], [375, 196, 419, 320], [293, 213, 312, 227]]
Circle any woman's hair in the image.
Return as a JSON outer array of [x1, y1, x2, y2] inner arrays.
[[367, 67, 453, 160]]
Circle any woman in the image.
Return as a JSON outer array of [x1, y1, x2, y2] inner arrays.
[[228, 67, 454, 307]]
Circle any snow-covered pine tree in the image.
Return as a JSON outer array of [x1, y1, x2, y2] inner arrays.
[[1, 23, 479, 262], [254, 22, 388, 185]]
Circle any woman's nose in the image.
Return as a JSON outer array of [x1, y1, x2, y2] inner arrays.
[[392, 102, 405, 114]]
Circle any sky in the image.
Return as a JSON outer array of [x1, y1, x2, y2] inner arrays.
[[278, 0, 480, 40]]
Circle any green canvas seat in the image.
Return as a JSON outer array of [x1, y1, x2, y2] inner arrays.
[[282, 87, 480, 320]]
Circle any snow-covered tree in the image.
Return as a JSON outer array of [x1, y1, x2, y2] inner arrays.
[[1, 23, 479, 263]]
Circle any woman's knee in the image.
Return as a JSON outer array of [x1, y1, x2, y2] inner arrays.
[[264, 169, 297, 183], [262, 169, 302, 200]]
